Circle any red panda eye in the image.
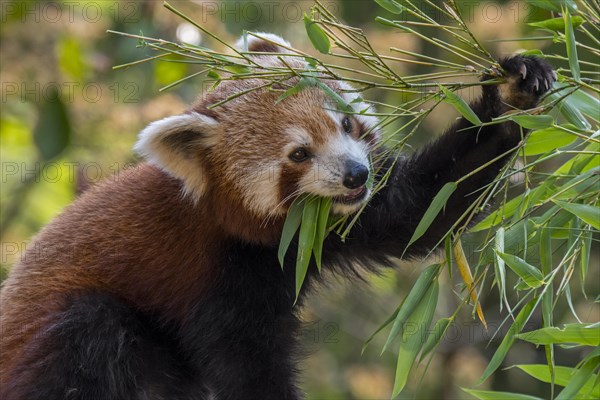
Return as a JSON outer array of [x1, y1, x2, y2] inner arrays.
[[289, 148, 310, 162], [342, 116, 353, 134]]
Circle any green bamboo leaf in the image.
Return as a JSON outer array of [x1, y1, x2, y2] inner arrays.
[[552, 200, 600, 230], [507, 115, 554, 130], [516, 323, 600, 346], [462, 388, 544, 400], [479, 299, 536, 384], [529, 16, 583, 31], [382, 263, 442, 354], [374, 0, 404, 14], [276, 77, 317, 104], [207, 70, 221, 80], [514, 365, 599, 397], [553, 167, 600, 200], [392, 280, 438, 397], [521, 49, 544, 56], [223, 64, 249, 74], [295, 198, 319, 299], [472, 195, 526, 232], [240, 31, 248, 51], [474, 182, 551, 232], [361, 303, 401, 355], [556, 353, 600, 400], [278, 197, 305, 267], [420, 317, 452, 361], [314, 80, 354, 113], [304, 13, 330, 54], [439, 85, 481, 126], [481, 213, 547, 264], [580, 229, 592, 296], [539, 226, 555, 390], [554, 148, 597, 177], [496, 252, 545, 289], [563, 9, 580, 81], [567, 87, 600, 122], [405, 182, 457, 252], [550, 90, 593, 130], [313, 197, 332, 271], [374, 17, 410, 31], [523, 127, 578, 156]]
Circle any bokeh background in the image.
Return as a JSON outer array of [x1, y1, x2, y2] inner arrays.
[[1, 1, 598, 399]]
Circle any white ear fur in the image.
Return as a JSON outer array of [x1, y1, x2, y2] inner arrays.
[[134, 112, 220, 201], [235, 32, 292, 53]]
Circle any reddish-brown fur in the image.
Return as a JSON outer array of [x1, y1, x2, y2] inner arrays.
[[0, 164, 240, 383]]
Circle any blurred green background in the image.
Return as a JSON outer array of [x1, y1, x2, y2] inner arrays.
[[1, 1, 598, 399]]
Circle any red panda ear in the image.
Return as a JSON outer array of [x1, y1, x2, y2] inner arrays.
[[235, 32, 292, 53], [134, 112, 221, 200]]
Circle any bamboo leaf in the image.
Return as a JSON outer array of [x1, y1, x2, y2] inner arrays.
[[523, 127, 578, 156], [375, 17, 410, 31], [313, 197, 332, 271], [362, 303, 401, 355], [496, 252, 544, 288], [516, 323, 600, 346], [552, 200, 600, 230], [454, 239, 487, 328], [479, 299, 536, 384], [278, 197, 305, 267], [314, 80, 354, 113], [462, 388, 544, 400], [580, 229, 592, 297], [304, 13, 330, 54], [276, 77, 317, 104], [521, 49, 545, 56], [206, 70, 221, 80], [382, 263, 442, 354], [439, 85, 481, 126], [540, 226, 555, 392], [514, 365, 599, 397], [529, 16, 583, 31], [374, 0, 404, 14], [420, 317, 452, 361], [392, 280, 438, 397], [295, 198, 319, 300], [405, 182, 457, 251], [566, 87, 600, 122], [550, 90, 593, 130], [223, 64, 250, 74], [472, 194, 530, 232], [556, 353, 600, 400], [507, 115, 554, 130], [563, 9, 580, 81]]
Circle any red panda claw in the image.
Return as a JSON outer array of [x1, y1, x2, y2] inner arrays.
[[519, 64, 527, 80]]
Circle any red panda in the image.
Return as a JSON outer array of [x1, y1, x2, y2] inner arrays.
[[0, 34, 555, 399]]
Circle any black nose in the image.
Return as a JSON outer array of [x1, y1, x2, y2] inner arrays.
[[343, 161, 369, 189]]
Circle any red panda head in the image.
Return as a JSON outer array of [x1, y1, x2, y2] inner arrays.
[[135, 33, 380, 221]]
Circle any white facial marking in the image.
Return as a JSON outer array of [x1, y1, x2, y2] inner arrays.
[[293, 109, 371, 215], [337, 82, 381, 141], [283, 126, 312, 155], [229, 158, 282, 217], [235, 32, 292, 52]]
